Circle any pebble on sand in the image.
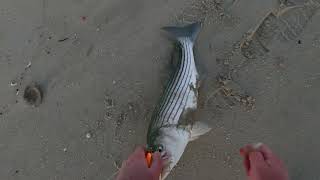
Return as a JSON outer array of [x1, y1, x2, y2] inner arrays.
[[25, 61, 32, 69], [86, 132, 92, 139]]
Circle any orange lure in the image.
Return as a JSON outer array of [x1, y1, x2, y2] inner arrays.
[[146, 152, 153, 168]]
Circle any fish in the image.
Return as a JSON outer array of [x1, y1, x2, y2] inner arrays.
[[146, 22, 211, 179]]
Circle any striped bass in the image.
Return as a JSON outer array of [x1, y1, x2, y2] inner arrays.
[[146, 22, 211, 179]]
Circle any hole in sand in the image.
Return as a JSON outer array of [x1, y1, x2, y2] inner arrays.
[[23, 84, 43, 107]]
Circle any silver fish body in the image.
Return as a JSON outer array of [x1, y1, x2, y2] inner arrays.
[[147, 23, 211, 179]]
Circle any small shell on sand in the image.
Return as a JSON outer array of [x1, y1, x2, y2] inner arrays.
[[86, 132, 92, 139], [10, 81, 18, 87], [25, 61, 32, 69]]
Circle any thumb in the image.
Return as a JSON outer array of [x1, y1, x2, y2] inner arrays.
[[258, 144, 274, 160], [249, 152, 266, 169], [150, 152, 163, 175]]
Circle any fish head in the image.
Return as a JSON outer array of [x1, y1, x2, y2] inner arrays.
[[152, 127, 190, 179]]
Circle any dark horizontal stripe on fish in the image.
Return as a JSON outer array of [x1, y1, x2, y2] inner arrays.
[[171, 86, 192, 125], [149, 56, 182, 127], [168, 42, 194, 123], [165, 42, 193, 124], [159, 40, 192, 127], [150, 44, 186, 125], [152, 40, 189, 127], [158, 40, 191, 126]]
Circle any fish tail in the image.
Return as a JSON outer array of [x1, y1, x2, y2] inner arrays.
[[162, 22, 201, 45]]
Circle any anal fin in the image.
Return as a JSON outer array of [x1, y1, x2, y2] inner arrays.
[[189, 121, 211, 141]]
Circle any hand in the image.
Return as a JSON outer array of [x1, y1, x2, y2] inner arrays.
[[240, 143, 289, 180], [117, 146, 163, 180]]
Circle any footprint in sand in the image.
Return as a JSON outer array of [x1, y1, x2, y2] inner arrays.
[[241, 0, 320, 59], [280, 0, 310, 6]]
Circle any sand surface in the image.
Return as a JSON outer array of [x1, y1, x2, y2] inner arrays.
[[1, 0, 320, 179]]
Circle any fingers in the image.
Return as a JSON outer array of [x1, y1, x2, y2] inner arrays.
[[127, 146, 146, 162], [240, 143, 267, 175], [240, 144, 255, 156], [242, 154, 250, 175], [133, 146, 146, 158], [257, 144, 284, 167], [240, 144, 255, 175], [257, 144, 274, 161], [240, 143, 283, 167], [248, 151, 267, 176], [150, 152, 163, 174], [249, 151, 265, 165]]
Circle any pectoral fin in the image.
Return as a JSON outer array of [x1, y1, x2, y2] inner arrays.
[[189, 122, 211, 141]]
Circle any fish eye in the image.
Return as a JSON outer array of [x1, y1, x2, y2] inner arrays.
[[158, 145, 163, 152]]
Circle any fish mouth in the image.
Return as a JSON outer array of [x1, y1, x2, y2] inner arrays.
[[160, 150, 171, 162]]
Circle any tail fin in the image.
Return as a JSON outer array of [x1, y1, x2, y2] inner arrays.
[[162, 22, 201, 44]]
